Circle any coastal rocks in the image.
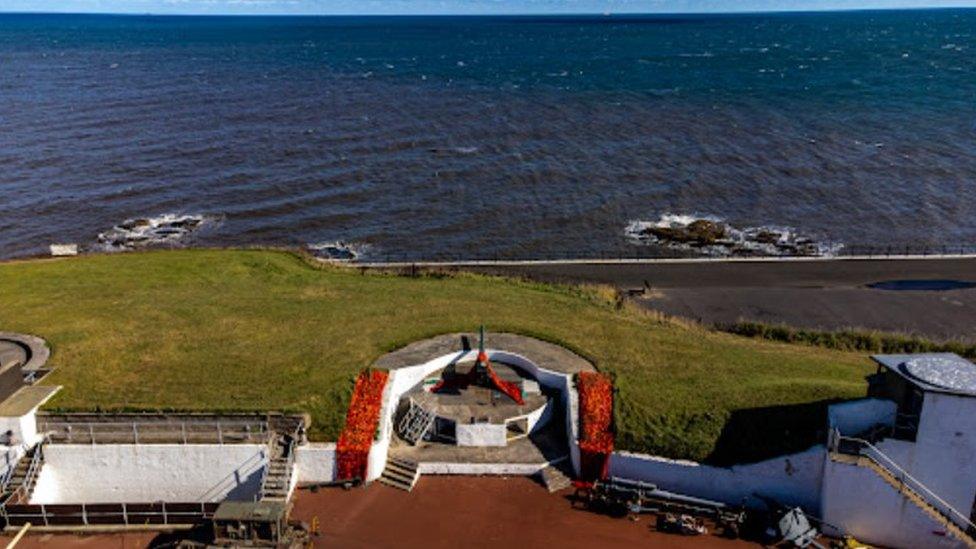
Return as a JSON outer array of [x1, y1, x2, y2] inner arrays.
[[625, 214, 842, 257], [97, 213, 215, 251], [307, 241, 365, 261]]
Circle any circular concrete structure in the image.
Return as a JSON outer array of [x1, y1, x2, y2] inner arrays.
[[375, 333, 594, 450], [903, 355, 976, 395], [0, 332, 50, 371]]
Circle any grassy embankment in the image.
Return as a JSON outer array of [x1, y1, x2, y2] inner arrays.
[[0, 249, 872, 463]]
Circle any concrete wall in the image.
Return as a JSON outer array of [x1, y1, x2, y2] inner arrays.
[[828, 398, 897, 436], [294, 443, 336, 485], [0, 406, 45, 448], [419, 461, 555, 475], [609, 446, 825, 512], [821, 459, 964, 548], [456, 423, 507, 447], [31, 444, 267, 504]]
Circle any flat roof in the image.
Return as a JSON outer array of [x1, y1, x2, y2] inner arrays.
[[872, 353, 976, 397], [213, 501, 286, 522]]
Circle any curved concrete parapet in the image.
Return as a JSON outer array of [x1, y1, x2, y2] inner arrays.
[[372, 332, 595, 374], [0, 331, 51, 372]]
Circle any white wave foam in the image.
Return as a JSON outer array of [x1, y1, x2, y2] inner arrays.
[[96, 213, 218, 251], [307, 241, 366, 261], [625, 213, 843, 258]]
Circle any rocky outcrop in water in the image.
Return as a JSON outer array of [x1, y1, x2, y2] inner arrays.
[[97, 214, 212, 250], [625, 214, 842, 257]]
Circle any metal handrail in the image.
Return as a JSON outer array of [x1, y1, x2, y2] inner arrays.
[[834, 433, 976, 533], [43, 420, 268, 445], [5, 441, 45, 506]]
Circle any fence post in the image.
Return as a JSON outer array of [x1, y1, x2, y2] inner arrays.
[[82, 503, 88, 526], [41, 503, 49, 527], [123, 502, 129, 526], [133, 423, 139, 445], [218, 423, 223, 445], [162, 501, 168, 525], [89, 423, 95, 445], [182, 422, 187, 445]]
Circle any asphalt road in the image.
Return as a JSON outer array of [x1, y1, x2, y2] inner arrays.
[[459, 258, 976, 342]]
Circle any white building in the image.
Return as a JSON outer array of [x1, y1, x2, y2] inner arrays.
[[822, 353, 976, 548]]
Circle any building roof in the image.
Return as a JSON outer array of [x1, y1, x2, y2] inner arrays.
[[0, 385, 61, 417], [872, 353, 976, 397], [213, 501, 286, 522]]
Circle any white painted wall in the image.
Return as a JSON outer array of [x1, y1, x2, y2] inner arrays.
[[609, 446, 825, 512], [828, 398, 897, 436], [870, 393, 976, 528], [456, 423, 507, 447], [821, 459, 965, 548], [418, 461, 554, 475], [0, 403, 48, 449], [31, 444, 267, 504], [294, 443, 336, 485]]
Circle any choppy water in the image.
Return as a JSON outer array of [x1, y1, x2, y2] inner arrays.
[[1, 11, 975, 260]]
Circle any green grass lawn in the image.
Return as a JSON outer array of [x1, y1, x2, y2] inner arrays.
[[0, 249, 872, 462]]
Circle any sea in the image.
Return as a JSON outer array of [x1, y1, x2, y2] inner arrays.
[[1, 10, 975, 261]]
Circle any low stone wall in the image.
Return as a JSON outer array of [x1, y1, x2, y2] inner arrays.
[[31, 444, 267, 504]]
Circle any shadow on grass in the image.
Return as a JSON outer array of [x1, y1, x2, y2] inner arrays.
[[703, 399, 855, 467]]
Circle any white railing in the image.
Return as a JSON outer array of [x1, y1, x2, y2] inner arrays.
[[832, 432, 976, 534]]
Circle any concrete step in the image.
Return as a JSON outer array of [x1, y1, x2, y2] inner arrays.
[[387, 456, 418, 470], [540, 464, 572, 493], [385, 463, 416, 477], [378, 474, 414, 492], [382, 467, 416, 485]]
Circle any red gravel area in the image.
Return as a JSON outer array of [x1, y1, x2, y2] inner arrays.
[[293, 476, 758, 548]]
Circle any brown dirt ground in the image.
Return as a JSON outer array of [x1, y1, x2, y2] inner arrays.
[[292, 476, 757, 548]]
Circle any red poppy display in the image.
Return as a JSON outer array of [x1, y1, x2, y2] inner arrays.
[[577, 371, 614, 481], [336, 369, 389, 480]]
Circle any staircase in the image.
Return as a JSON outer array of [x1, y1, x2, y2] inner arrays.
[[379, 457, 420, 492], [396, 400, 435, 445], [540, 463, 573, 493], [1, 443, 45, 505], [260, 424, 300, 501], [830, 438, 976, 548]]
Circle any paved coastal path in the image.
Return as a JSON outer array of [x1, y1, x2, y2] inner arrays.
[[360, 257, 976, 342]]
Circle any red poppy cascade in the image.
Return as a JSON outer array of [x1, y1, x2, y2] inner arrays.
[[576, 371, 614, 483], [336, 369, 389, 480], [431, 326, 524, 405]]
